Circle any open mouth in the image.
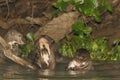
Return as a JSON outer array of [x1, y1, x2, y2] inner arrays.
[[67, 60, 80, 70], [67, 60, 92, 71]]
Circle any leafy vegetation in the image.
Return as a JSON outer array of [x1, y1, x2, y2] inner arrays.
[[59, 20, 92, 57], [53, 0, 120, 60], [59, 20, 120, 60], [19, 32, 35, 58], [53, 0, 113, 22], [18, 0, 119, 60]]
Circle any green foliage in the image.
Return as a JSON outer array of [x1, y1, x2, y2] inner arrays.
[[53, 0, 68, 11], [90, 38, 110, 60], [54, 0, 117, 60], [19, 32, 35, 57], [110, 40, 120, 60], [59, 20, 92, 58], [53, 0, 113, 22], [26, 32, 34, 42], [99, 0, 113, 12], [59, 20, 120, 60]]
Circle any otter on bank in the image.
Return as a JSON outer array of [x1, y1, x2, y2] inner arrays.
[[4, 29, 25, 56], [66, 48, 120, 71], [34, 35, 55, 70], [0, 29, 25, 63]]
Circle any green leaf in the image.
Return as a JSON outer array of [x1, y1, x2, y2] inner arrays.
[[52, 9, 60, 16], [93, 12, 101, 22], [91, 42, 98, 50], [53, 0, 68, 11], [113, 39, 120, 45], [63, 0, 71, 2], [67, 48, 73, 57], [26, 32, 34, 41], [26, 44, 34, 54], [106, 4, 113, 12], [117, 46, 120, 52], [92, 0, 98, 8], [74, 0, 84, 4], [83, 26, 92, 35], [100, 0, 106, 6]]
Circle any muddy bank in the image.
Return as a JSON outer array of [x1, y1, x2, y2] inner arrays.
[[0, 0, 119, 44]]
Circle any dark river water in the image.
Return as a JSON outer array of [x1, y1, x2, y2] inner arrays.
[[0, 61, 120, 80]]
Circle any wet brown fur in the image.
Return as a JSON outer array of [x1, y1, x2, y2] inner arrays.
[[34, 35, 55, 70]]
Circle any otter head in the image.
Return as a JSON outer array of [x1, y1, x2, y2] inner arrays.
[[5, 29, 25, 49], [67, 49, 93, 71]]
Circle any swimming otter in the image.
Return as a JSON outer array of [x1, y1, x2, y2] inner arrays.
[[34, 35, 55, 70], [67, 49, 120, 72], [67, 49, 93, 71]]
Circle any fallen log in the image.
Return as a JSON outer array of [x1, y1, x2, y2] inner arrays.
[[35, 11, 79, 42], [0, 36, 37, 70], [34, 0, 120, 42]]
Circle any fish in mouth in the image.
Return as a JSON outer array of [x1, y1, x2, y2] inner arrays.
[[36, 36, 55, 70], [66, 49, 93, 71]]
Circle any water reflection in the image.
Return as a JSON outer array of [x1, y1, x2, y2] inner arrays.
[[67, 70, 89, 75], [0, 62, 120, 80], [38, 69, 55, 76], [1, 62, 27, 80]]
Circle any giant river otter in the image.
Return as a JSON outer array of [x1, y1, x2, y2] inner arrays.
[[34, 35, 55, 70], [66, 49, 93, 71], [0, 29, 25, 63], [67, 48, 120, 72], [4, 29, 25, 56]]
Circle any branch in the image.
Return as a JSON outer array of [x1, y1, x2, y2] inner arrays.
[[0, 36, 37, 70], [0, 18, 29, 29]]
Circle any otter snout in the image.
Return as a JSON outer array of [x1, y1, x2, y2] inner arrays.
[[67, 59, 93, 71], [66, 60, 80, 70]]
